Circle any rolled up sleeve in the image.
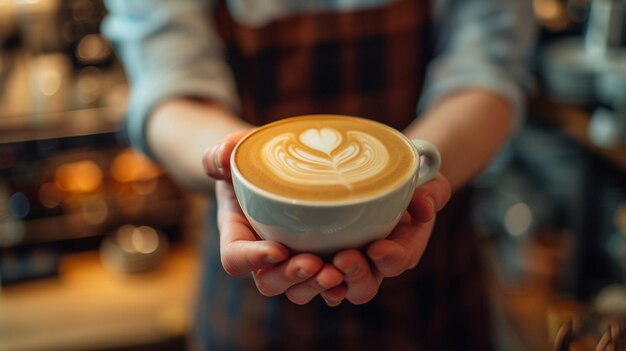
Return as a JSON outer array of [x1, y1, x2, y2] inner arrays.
[[102, 0, 240, 157], [419, 0, 537, 133]]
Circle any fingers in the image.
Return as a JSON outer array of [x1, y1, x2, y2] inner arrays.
[[333, 250, 383, 305], [362, 174, 449, 276], [366, 179, 442, 277], [213, 164, 343, 305], [323, 175, 449, 292], [216, 180, 341, 304], [202, 130, 252, 180], [366, 240, 414, 277], [208, 130, 347, 304], [321, 284, 348, 307], [410, 173, 451, 222], [366, 218, 435, 277], [283, 264, 344, 305], [221, 240, 291, 276], [216, 182, 290, 275], [218, 212, 291, 276], [252, 253, 328, 297]]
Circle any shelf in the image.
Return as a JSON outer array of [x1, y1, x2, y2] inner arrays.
[[0, 106, 124, 146], [532, 97, 626, 173]]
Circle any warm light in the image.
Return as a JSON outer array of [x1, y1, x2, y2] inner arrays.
[[534, 0, 561, 21], [38, 69, 62, 97], [38, 182, 63, 208], [15, 0, 41, 5], [111, 149, 162, 183], [55, 160, 103, 193], [76, 34, 111, 62], [115, 224, 160, 254], [132, 226, 160, 254], [533, 0, 570, 31], [116, 224, 137, 253]]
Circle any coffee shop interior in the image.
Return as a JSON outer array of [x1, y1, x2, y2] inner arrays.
[[0, 0, 625, 350]]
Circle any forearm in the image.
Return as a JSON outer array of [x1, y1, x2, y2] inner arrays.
[[147, 98, 251, 193], [405, 89, 513, 191]]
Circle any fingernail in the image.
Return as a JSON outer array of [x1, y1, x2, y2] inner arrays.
[[368, 250, 385, 262], [297, 269, 312, 279], [420, 196, 436, 222], [214, 142, 226, 176], [343, 263, 359, 275], [426, 196, 436, 212], [370, 254, 389, 266], [263, 255, 282, 265]]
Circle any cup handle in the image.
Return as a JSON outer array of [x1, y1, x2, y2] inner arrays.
[[411, 139, 441, 187]]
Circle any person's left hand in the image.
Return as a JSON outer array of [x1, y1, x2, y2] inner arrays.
[[319, 173, 451, 306]]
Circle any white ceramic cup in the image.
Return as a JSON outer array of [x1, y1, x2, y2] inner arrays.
[[230, 118, 441, 254]]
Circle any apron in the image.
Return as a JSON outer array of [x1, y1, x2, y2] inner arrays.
[[194, 1, 494, 350], [213, 0, 430, 129]]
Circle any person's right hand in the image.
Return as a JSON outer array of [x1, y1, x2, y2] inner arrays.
[[203, 132, 345, 305]]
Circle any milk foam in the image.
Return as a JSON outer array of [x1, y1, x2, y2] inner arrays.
[[263, 128, 389, 190]]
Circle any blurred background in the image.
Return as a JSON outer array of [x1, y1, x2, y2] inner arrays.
[[0, 1, 199, 350], [0, 0, 625, 350]]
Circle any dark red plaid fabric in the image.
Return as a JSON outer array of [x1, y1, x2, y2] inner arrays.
[[213, 0, 431, 130], [193, 1, 495, 350]]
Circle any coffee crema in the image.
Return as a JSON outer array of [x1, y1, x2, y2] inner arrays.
[[234, 115, 417, 202]]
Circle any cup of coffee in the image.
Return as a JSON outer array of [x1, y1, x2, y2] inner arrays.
[[230, 115, 441, 254]]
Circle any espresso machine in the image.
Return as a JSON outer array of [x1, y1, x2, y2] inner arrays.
[[0, 0, 188, 286]]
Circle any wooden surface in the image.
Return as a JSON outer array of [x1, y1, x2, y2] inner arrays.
[[0, 245, 200, 351]]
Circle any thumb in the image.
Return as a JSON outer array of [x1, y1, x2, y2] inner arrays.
[[202, 130, 251, 180], [409, 173, 451, 222]]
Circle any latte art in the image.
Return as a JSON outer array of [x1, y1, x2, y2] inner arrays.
[[263, 128, 389, 190], [233, 115, 417, 202]]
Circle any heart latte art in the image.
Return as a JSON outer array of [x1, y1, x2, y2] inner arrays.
[[234, 116, 417, 202], [264, 128, 388, 190]]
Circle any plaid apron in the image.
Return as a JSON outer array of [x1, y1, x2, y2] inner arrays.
[[213, 0, 431, 129], [194, 1, 494, 350]]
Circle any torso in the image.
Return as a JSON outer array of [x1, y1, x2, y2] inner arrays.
[[193, 2, 493, 350]]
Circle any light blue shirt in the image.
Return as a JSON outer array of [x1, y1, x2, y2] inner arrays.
[[102, 0, 537, 157]]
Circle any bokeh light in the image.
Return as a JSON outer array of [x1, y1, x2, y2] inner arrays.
[[55, 160, 103, 193], [504, 202, 533, 237], [111, 149, 161, 185], [8, 192, 30, 219], [38, 182, 63, 208]]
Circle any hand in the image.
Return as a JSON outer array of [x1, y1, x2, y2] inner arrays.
[[323, 173, 451, 306], [203, 132, 344, 305], [203, 133, 451, 307]]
